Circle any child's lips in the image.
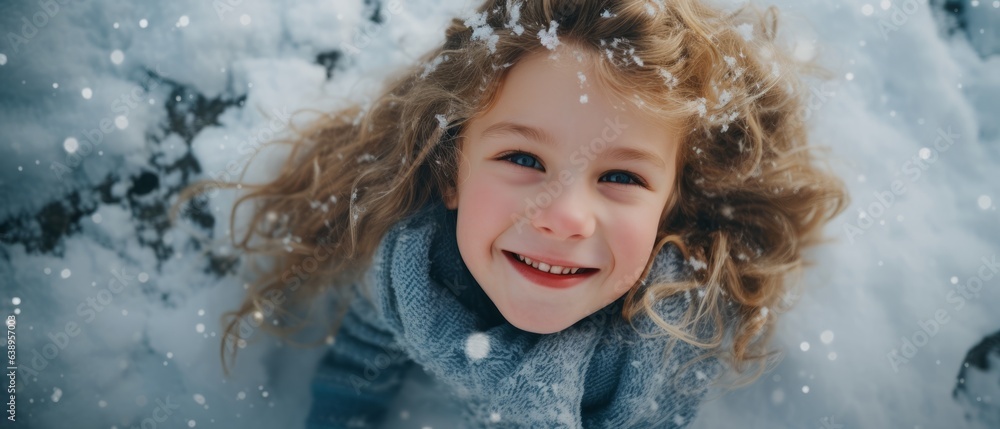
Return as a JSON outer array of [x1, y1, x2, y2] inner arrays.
[[502, 250, 598, 289]]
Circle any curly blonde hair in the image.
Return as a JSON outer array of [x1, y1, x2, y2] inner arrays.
[[175, 0, 849, 383]]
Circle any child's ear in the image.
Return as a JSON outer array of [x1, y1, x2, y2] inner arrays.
[[442, 187, 458, 210]]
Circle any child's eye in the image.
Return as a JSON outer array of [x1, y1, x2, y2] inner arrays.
[[497, 151, 648, 188], [499, 151, 544, 170], [600, 171, 646, 187]]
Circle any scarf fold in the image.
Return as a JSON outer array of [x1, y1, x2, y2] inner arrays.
[[363, 200, 723, 428]]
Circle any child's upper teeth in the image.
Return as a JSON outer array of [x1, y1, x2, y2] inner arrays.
[[515, 253, 582, 275]]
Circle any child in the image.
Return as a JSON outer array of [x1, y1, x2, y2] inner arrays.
[[184, 0, 848, 427]]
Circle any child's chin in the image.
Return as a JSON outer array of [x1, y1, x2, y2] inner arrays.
[[499, 309, 579, 335]]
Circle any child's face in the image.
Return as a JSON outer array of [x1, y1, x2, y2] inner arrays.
[[444, 43, 682, 334]]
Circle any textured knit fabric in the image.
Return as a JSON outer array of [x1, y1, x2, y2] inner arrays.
[[306, 199, 725, 428]]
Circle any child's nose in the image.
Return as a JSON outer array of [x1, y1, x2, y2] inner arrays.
[[528, 180, 596, 240]]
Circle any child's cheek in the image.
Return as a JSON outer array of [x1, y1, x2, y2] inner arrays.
[[462, 172, 525, 224], [610, 209, 660, 293]]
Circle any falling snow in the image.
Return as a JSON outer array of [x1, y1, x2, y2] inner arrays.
[[465, 332, 491, 360], [1, 1, 998, 428], [110, 49, 124, 64]]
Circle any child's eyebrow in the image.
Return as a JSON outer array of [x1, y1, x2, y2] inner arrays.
[[481, 121, 668, 169], [481, 121, 556, 146]]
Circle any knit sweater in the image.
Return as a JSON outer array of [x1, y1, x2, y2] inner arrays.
[[305, 199, 725, 428]]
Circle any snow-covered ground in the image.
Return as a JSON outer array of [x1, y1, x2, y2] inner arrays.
[[0, 0, 997, 428]]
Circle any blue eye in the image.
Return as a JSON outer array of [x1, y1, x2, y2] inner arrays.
[[502, 152, 543, 170], [497, 151, 647, 188], [602, 171, 644, 186]]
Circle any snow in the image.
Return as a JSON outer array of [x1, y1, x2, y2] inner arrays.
[[505, 1, 525, 36], [0, 0, 998, 428], [688, 256, 708, 271], [660, 68, 679, 89], [538, 20, 560, 50], [465, 332, 491, 361], [736, 23, 754, 41], [464, 11, 500, 54]]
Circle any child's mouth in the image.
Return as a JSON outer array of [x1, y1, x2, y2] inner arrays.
[[502, 250, 598, 289], [506, 251, 596, 275]]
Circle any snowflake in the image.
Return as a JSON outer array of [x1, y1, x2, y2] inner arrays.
[[717, 89, 732, 107], [687, 256, 707, 271], [435, 114, 448, 129], [538, 20, 560, 50], [464, 11, 499, 53], [505, 1, 524, 35], [736, 23, 754, 41], [659, 68, 678, 89], [466, 332, 491, 360], [420, 54, 446, 78], [692, 97, 707, 117]]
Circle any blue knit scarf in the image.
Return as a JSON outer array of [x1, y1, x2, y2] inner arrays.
[[363, 199, 723, 428]]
